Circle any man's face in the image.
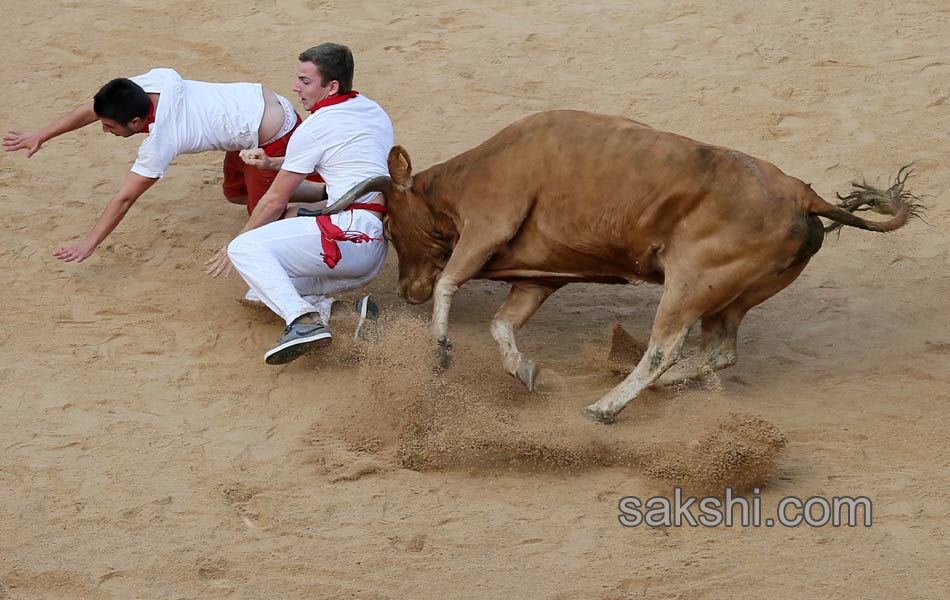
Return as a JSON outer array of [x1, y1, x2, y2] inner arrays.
[[99, 116, 143, 138], [292, 61, 337, 111]]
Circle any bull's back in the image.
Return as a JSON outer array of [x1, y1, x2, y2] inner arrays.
[[444, 110, 805, 281]]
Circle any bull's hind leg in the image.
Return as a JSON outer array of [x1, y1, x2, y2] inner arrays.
[[654, 259, 810, 388], [585, 293, 699, 423], [585, 324, 693, 423], [584, 272, 748, 423], [490, 283, 560, 391], [654, 312, 739, 386]]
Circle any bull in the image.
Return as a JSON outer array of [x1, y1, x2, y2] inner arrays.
[[330, 110, 920, 423]]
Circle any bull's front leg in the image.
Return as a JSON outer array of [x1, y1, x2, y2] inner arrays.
[[490, 283, 559, 390], [431, 275, 460, 368], [429, 231, 511, 369]]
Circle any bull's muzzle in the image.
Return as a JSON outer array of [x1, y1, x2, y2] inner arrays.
[[398, 279, 434, 305]]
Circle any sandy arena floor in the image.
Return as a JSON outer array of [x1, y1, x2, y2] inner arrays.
[[1, 1, 948, 598]]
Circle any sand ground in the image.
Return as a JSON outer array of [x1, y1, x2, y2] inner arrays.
[[1, 1, 949, 598]]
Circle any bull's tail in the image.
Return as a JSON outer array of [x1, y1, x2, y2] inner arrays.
[[804, 164, 924, 233]]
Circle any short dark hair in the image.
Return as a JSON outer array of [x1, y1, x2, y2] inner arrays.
[[93, 78, 150, 125], [299, 43, 355, 94]]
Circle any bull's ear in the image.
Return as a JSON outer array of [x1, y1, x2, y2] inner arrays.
[[388, 145, 413, 192]]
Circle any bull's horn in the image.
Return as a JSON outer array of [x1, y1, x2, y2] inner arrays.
[[323, 175, 393, 215]]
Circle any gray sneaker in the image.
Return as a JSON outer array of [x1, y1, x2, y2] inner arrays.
[[265, 322, 333, 365], [353, 294, 380, 340]]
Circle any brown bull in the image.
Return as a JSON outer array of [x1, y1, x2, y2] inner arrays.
[[331, 110, 919, 423]]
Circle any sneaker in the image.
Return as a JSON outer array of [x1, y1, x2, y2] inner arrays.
[[264, 322, 333, 365], [353, 294, 380, 340]]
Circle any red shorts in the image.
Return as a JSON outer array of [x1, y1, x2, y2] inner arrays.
[[222, 113, 324, 215]]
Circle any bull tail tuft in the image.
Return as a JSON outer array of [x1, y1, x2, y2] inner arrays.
[[807, 164, 925, 233]]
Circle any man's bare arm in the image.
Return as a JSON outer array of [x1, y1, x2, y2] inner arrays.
[[4, 102, 98, 158], [54, 172, 158, 263], [240, 169, 308, 235]]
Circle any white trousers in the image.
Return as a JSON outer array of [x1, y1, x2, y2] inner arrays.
[[228, 212, 387, 326]]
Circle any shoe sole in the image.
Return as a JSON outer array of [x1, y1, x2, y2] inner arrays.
[[353, 295, 379, 340], [264, 331, 333, 365]]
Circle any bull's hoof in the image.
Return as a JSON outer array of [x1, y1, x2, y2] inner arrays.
[[583, 405, 617, 425], [437, 347, 452, 369], [436, 336, 453, 370], [516, 358, 538, 392]]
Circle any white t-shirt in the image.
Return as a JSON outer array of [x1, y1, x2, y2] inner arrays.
[[128, 68, 265, 178], [281, 94, 394, 207]]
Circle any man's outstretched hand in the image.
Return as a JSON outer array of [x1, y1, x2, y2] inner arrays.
[[3, 130, 44, 158], [54, 240, 96, 263]]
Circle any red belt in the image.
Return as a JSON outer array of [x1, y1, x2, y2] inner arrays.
[[316, 203, 387, 268], [261, 114, 301, 157]]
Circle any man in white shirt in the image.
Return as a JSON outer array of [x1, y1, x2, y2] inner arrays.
[[3, 70, 321, 263], [208, 43, 394, 365]]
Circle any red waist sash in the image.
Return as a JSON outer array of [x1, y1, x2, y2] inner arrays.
[[315, 203, 386, 268]]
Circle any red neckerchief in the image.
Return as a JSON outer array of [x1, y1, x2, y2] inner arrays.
[[309, 90, 359, 114], [316, 203, 386, 269], [138, 99, 157, 134]]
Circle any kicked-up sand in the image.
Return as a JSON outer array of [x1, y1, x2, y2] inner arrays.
[[1, 1, 948, 598]]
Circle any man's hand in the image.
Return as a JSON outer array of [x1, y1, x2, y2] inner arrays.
[[239, 148, 278, 170], [205, 245, 233, 278], [54, 239, 97, 263], [3, 130, 44, 157]]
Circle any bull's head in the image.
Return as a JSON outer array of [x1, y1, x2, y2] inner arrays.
[[328, 146, 454, 304]]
